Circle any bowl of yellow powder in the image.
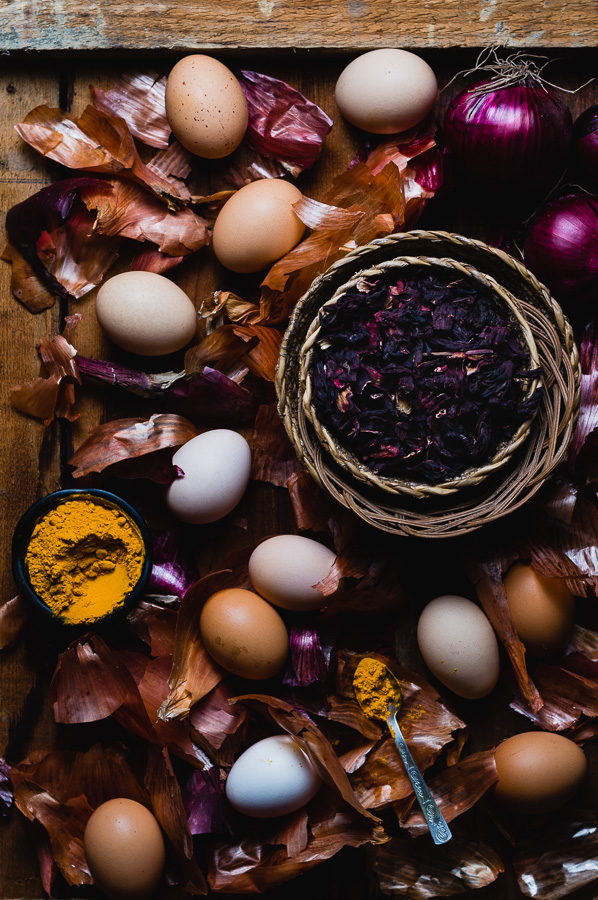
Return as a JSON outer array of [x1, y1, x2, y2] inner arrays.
[[12, 489, 152, 628]]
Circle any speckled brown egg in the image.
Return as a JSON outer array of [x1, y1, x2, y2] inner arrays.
[[212, 178, 306, 273], [165, 54, 248, 158], [200, 588, 288, 679], [494, 732, 587, 814], [83, 798, 165, 899], [504, 562, 576, 657]]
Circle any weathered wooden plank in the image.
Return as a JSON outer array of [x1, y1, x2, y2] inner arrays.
[[2, 0, 598, 52], [0, 62, 63, 900]]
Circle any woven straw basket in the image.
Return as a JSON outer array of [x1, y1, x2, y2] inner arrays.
[[276, 231, 580, 539], [299, 255, 542, 499]]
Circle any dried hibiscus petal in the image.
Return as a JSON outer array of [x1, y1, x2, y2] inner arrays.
[[311, 268, 542, 485]]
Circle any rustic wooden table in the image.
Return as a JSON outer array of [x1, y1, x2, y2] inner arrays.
[[1, 4, 598, 898]]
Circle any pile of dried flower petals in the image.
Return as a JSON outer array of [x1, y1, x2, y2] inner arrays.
[[2, 65, 598, 900]]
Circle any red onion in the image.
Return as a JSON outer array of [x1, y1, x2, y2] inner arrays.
[[444, 60, 573, 188], [574, 105, 598, 180], [523, 193, 598, 303]]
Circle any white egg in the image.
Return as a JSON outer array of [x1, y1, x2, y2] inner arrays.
[[95, 271, 197, 356], [165, 429, 251, 524], [248, 534, 336, 611], [225, 735, 321, 818], [416, 594, 500, 699]]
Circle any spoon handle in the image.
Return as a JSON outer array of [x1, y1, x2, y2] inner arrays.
[[387, 708, 452, 845]]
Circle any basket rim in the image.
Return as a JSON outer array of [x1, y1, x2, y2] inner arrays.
[[275, 229, 580, 538], [299, 255, 543, 499]]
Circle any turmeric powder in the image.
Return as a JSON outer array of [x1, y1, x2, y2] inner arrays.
[[25, 496, 145, 625], [353, 656, 402, 721]]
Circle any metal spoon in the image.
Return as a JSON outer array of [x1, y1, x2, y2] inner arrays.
[[353, 657, 452, 845]]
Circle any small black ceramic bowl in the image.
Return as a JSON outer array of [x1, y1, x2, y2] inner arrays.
[[12, 488, 153, 631]]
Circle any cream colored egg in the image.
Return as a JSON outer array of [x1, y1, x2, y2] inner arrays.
[[226, 735, 321, 817], [95, 271, 197, 356], [165, 54, 248, 158], [212, 178, 306, 273], [248, 534, 336, 611], [165, 429, 251, 524], [335, 48, 438, 134], [417, 595, 500, 699]]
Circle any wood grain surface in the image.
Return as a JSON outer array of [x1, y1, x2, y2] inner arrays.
[[2, 0, 598, 52], [1, 44, 598, 900]]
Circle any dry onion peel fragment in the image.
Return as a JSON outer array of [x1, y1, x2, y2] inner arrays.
[[91, 72, 171, 149], [75, 357, 259, 427], [465, 551, 543, 715], [207, 789, 386, 893], [396, 749, 498, 834], [372, 828, 504, 898], [80, 177, 209, 255], [239, 70, 333, 171], [16, 105, 189, 206], [259, 128, 440, 323], [68, 413, 199, 479]]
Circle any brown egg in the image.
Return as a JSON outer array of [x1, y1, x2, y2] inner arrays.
[[212, 178, 306, 273], [504, 562, 575, 656], [165, 54, 248, 159], [200, 588, 288, 679], [494, 732, 587, 814], [84, 798, 165, 899]]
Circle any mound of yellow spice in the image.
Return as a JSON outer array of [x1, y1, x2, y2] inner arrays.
[[25, 497, 145, 625]]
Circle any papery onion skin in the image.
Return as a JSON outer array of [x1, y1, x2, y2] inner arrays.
[[239, 70, 333, 170], [574, 105, 598, 180], [523, 193, 598, 303], [444, 76, 573, 188]]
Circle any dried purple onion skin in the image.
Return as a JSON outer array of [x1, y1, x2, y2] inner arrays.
[[311, 269, 542, 485], [239, 70, 333, 170], [283, 624, 328, 687], [149, 529, 197, 599], [76, 357, 259, 426], [0, 758, 13, 816], [5, 177, 110, 298], [183, 768, 231, 836]]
